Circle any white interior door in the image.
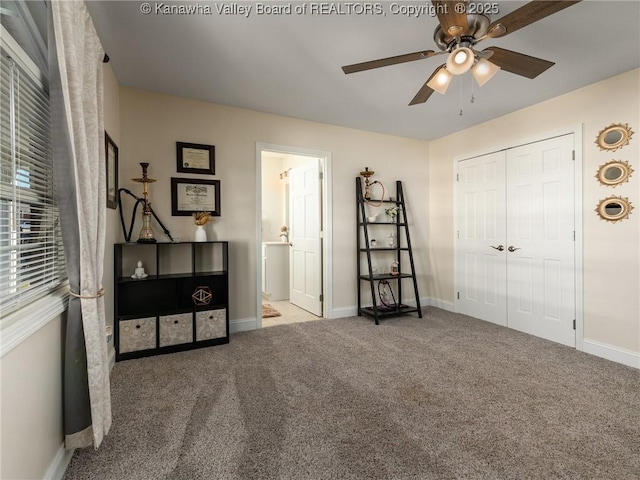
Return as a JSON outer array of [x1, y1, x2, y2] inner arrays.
[[289, 161, 322, 316], [456, 151, 507, 326], [456, 134, 576, 347], [506, 135, 575, 346]]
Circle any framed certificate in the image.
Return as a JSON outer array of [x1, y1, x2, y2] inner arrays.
[[105, 132, 118, 209], [177, 142, 215, 175], [171, 178, 221, 216]]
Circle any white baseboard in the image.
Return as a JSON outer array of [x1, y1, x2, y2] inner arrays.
[[230, 317, 258, 334], [44, 443, 74, 480], [424, 297, 456, 312], [329, 297, 448, 320], [582, 339, 640, 369], [330, 306, 358, 319]]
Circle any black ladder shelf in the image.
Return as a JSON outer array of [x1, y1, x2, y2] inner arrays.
[[356, 178, 422, 324]]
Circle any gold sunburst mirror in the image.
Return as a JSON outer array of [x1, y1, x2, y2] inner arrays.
[[595, 160, 634, 187], [595, 123, 634, 152], [595, 196, 634, 223]]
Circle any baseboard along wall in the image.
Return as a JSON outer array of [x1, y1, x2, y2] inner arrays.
[[45, 444, 74, 480], [582, 339, 640, 369]]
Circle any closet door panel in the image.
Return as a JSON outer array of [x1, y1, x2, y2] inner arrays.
[[456, 151, 507, 326], [506, 135, 576, 347]]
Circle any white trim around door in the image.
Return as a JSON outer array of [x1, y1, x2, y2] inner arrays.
[[255, 143, 333, 328]]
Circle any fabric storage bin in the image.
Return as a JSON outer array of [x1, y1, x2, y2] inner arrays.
[[159, 313, 193, 347], [195, 308, 227, 341], [119, 317, 156, 353]]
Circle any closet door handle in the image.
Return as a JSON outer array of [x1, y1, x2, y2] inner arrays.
[[490, 245, 504, 251], [508, 246, 521, 252]]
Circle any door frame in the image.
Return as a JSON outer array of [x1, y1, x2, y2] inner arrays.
[[255, 142, 333, 328], [453, 125, 584, 351]]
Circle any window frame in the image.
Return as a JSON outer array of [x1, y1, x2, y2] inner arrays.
[[0, 24, 68, 357]]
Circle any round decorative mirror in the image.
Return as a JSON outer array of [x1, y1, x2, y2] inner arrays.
[[595, 196, 634, 223], [595, 123, 634, 151], [604, 130, 623, 145], [595, 160, 634, 187]]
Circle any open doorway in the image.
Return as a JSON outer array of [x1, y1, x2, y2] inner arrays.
[[256, 143, 333, 328]]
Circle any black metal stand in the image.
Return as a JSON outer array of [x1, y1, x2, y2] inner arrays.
[[356, 178, 422, 325]]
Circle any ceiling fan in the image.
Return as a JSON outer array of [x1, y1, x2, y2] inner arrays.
[[342, 0, 582, 105]]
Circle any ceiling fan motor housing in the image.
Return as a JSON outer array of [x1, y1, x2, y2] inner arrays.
[[433, 14, 490, 51]]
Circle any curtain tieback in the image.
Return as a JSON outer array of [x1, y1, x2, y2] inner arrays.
[[70, 288, 105, 299]]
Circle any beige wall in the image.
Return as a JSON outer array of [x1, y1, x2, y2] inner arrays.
[[0, 64, 121, 480], [117, 88, 430, 320], [428, 68, 640, 353], [0, 315, 65, 479]]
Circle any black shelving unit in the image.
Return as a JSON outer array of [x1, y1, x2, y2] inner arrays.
[[114, 241, 229, 361], [356, 179, 422, 324]]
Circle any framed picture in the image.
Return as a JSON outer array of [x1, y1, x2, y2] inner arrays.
[[171, 178, 221, 216], [176, 142, 215, 175], [105, 132, 118, 209]]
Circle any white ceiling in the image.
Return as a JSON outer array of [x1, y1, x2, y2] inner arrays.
[[87, 1, 640, 141]]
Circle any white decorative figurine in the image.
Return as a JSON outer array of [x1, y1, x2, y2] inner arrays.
[[131, 260, 148, 279]]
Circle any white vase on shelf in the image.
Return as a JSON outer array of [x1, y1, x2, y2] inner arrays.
[[195, 225, 207, 242]]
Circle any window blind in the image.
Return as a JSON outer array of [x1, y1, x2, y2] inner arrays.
[[0, 45, 66, 318]]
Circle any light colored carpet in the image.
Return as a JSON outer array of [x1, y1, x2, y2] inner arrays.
[[261, 303, 281, 318], [63, 308, 640, 479]]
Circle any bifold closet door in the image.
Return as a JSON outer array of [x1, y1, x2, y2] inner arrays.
[[506, 135, 576, 347], [456, 150, 508, 326], [456, 134, 576, 347]]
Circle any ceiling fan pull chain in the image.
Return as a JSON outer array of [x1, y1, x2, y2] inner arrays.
[[459, 77, 464, 116], [470, 75, 475, 104]]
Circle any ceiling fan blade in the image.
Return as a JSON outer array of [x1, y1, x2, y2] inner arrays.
[[342, 50, 439, 74], [483, 47, 554, 79], [432, 1, 469, 37], [409, 66, 442, 105], [487, 0, 582, 38]]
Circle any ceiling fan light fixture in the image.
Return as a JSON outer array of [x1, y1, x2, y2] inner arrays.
[[427, 66, 453, 95], [446, 47, 475, 75], [472, 58, 501, 87]]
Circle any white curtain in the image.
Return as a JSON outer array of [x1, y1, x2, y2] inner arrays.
[[49, 0, 111, 448]]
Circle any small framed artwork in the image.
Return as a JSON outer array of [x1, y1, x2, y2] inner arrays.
[[171, 178, 221, 216], [177, 142, 215, 175], [105, 132, 118, 209]]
